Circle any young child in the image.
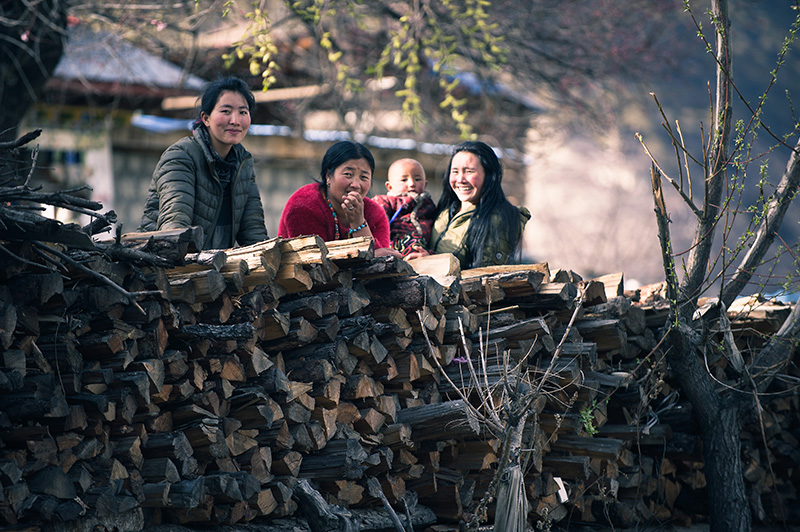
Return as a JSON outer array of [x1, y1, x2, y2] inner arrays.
[[373, 158, 437, 258]]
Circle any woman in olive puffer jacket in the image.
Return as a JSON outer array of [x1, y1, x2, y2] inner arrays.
[[139, 77, 268, 250]]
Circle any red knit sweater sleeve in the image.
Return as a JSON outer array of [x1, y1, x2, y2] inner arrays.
[[278, 183, 334, 241], [278, 183, 391, 249], [364, 196, 391, 249]]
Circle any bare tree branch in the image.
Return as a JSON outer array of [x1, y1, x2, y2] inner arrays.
[[751, 299, 800, 393], [720, 136, 800, 306], [681, 0, 733, 308]]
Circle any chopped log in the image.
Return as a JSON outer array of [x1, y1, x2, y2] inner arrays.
[[440, 439, 498, 471], [285, 339, 357, 379], [181, 418, 229, 461], [220, 258, 249, 293], [311, 406, 338, 441], [120, 227, 204, 262], [183, 249, 228, 270], [581, 279, 609, 307], [224, 238, 282, 287], [351, 256, 415, 279], [299, 439, 371, 481], [364, 276, 444, 311], [239, 345, 274, 377], [542, 455, 592, 480], [462, 262, 550, 280], [272, 450, 303, 476], [591, 272, 624, 300], [27, 465, 76, 499], [322, 479, 365, 506], [141, 457, 181, 483], [9, 272, 64, 306], [168, 269, 227, 303], [279, 235, 329, 265], [370, 307, 412, 337], [252, 488, 278, 516], [324, 236, 374, 265], [254, 308, 291, 341], [396, 400, 480, 442], [575, 318, 628, 354], [167, 478, 206, 508], [313, 377, 343, 409], [468, 266, 548, 300], [342, 374, 382, 400], [226, 430, 259, 457], [354, 407, 386, 435], [382, 423, 414, 449], [180, 322, 255, 342], [471, 315, 550, 343], [279, 294, 325, 320], [406, 253, 461, 291], [411, 470, 465, 521], [275, 263, 314, 293], [293, 478, 358, 532], [142, 431, 195, 476], [392, 352, 420, 384], [550, 435, 627, 460], [141, 482, 171, 507], [459, 277, 504, 305]]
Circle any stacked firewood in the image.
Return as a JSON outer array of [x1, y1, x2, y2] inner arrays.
[[0, 225, 797, 531]]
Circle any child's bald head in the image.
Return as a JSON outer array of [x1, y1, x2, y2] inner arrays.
[[386, 158, 426, 196]]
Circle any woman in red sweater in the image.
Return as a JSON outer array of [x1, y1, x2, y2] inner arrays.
[[278, 141, 400, 257]]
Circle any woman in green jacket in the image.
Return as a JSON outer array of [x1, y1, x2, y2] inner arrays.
[[139, 77, 268, 250], [415, 140, 529, 270]]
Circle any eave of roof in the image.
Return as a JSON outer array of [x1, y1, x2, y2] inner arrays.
[[52, 26, 206, 92]]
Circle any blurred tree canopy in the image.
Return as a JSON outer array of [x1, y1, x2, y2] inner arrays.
[[1, 0, 692, 151]]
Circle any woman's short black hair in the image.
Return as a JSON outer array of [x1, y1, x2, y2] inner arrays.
[[194, 77, 255, 129], [319, 140, 375, 188]]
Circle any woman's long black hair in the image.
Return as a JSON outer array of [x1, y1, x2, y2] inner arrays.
[[436, 140, 523, 268]]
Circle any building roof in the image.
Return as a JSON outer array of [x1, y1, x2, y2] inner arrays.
[[54, 27, 206, 91]]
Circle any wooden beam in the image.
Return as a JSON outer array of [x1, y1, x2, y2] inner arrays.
[[162, 85, 328, 111]]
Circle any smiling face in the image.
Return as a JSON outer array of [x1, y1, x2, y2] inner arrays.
[[327, 158, 373, 205], [448, 150, 485, 207], [201, 90, 251, 158], [386, 159, 427, 196]]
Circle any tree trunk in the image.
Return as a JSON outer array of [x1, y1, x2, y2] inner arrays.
[[666, 327, 751, 531], [702, 404, 751, 531]]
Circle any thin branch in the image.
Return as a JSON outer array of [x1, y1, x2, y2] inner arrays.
[[0, 129, 42, 150], [676, 119, 693, 201], [720, 135, 800, 306], [751, 298, 800, 392], [417, 312, 502, 433], [0, 241, 55, 271], [685, 1, 800, 154], [530, 287, 586, 401], [637, 133, 702, 217], [30, 241, 162, 315], [681, 0, 733, 310]]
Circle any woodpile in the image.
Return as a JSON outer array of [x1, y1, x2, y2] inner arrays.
[[0, 223, 797, 531]]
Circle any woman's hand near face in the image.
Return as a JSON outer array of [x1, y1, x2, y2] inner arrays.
[[340, 190, 365, 227], [328, 157, 372, 229]]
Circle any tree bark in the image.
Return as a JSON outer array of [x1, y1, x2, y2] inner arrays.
[[701, 403, 751, 531], [665, 326, 751, 532]]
